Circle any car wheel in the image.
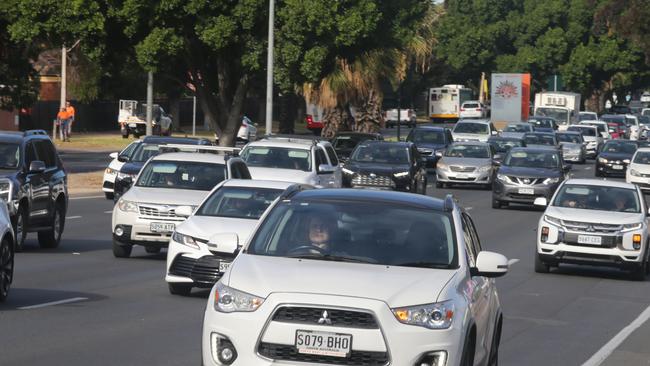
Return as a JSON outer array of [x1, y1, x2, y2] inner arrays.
[[168, 283, 192, 296], [487, 318, 502, 366], [104, 192, 114, 200], [492, 199, 501, 209], [534, 252, 550, 273], [112, 239, 132, 258], [13, 205, 28, 252], [38, 203, 65, 249], [145, 246, 161, 254], [0, 236, 14, 302]]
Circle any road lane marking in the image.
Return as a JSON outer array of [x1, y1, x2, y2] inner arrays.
[[18, 297, 89, 310], [465, 207, 473, 211], [69, 195, 105, 200], [67, 216, 82, 219], [582, 304, 650, 366], [508, 258, 520, 266], [104, 210, 113, 214]]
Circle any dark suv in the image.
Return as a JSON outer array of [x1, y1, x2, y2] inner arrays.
[[0, 130, 68, 251]]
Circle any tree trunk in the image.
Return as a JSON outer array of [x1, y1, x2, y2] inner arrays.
[[278, 93, 298, 134], [354, 89, 383, 133], [168, 93, 181, 131], [321, 105, 351, 138]]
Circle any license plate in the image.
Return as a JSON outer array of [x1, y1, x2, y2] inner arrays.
[[518, 188, 535, 195], [150, 222, 175, 233], [129, 123, 137, 128], [612, 165, 624, 170], [219, 261, 231, 272], [578, 235, 602, 245], [295, 330, 352, 358], [456, 173, 468, 179]]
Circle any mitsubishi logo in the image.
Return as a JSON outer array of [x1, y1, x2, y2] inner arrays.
[[586, 225, 596, 232], [318, 310, 332, 325]]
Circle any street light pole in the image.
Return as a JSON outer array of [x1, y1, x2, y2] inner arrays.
[[146, 71, 153, 136], [60, 45, 67, 110], [265, 0, 275, 135]]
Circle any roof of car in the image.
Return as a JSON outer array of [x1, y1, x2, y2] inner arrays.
[[572, 123, 598, 128], [245, 139, 313, 150], [290, 188, 447, 210], [524, 132, 555, 136], [510, 146, 559, 153], [334, 132, 381, 137], [489, 136, 524, 141], [635, 147, 650, 153], [0, 130, 52, 143], [457, 119, 490, 124], [151, 152, 232, 164], [221, 179, 297, 190], [556, 130, 581, 135], [358, 140, 412, 148], [529, 116, 557, 120], [564, 178, 638, 190]]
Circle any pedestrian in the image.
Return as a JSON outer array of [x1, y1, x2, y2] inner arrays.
[[65, 101, 75, 136], [56, 107, 70, 142]]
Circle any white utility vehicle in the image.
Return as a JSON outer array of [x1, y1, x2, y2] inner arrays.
[[118, 100, 173, 138]]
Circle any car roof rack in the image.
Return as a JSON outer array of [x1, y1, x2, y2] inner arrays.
[[24, 129, 48, 136], [158, 144, 241, 156], [259, 134, 324, 145], [443, 194, 456, 212]]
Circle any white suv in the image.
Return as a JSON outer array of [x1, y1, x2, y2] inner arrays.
[[201, 190, 509, 366], [534, 179, 649, 280], [240, 136, 342, 188], [111, 147, 251, 258], [166, 180, 308, 295], [459, 100, 487, 119], [452, 119, 497, 142], [102, 140, 141, 200]]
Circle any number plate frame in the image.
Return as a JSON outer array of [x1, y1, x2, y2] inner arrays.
[[295, 330, 352, 358], [518, 188, 535, 195], [577, 235, 602, 245], [150, 222, 175, 233]]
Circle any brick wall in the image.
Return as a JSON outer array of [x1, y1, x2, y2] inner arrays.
[[0, 110, 19, 131]]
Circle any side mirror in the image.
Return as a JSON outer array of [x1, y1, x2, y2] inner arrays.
[[647, 207, 650, 217], [492, 154, 502, 165], [435, 151, 444, 158], [207, 232, 239, 254], [175, 205, 193, 218], [117, 155, 128, 162], [533, 197, 548, 206], [109, 152, 118, 159], [491, 130, 498, 135], [29, 160, 46, 173], [470, 251, 508, 278], [318, 164, 335, 174]]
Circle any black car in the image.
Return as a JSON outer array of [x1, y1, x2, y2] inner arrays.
[[528, 116, 558, 133], [331, 132, 383, 162], [492, 147, 568, 209], [0, 130, 68, 251], [595, 140, 641, 177], [406, 126, 454, 169], [112, 136, 212, 201], [488, 136, 526, 157], [522, 132, 558, 148], [342, 141, 427, 194]]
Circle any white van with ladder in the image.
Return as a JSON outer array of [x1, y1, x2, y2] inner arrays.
[[428, 85, 473, 122]]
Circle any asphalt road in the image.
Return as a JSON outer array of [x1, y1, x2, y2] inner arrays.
[[1, 157, 650, 365]]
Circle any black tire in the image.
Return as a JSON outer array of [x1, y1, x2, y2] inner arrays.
[[38, 203, 65, 249], [534, 252, 550, 273], [487, 317, 502, 366], [168, 283, 192, 296], [0, 236, 14, 302], [112, 239, 132, 258], [145, 246, 161, 254], [492, 199, 502, 209], [105, 192, 114, 200], [13, 204, 28, 252]]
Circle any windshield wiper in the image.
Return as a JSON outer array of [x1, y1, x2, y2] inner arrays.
[[287, 253, 375, 264], [396, 262, 451, 269]]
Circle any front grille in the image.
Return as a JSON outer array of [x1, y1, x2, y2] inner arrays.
[[139, 204, 182, 218], [351, 175, 394, 187], [450, 165, 476, 173], [169, 255, 228, 287], [508, 176, 542, 185], [563, 233, 619, 248], [449, 177, 476, 181], [272, 307, 379, 329], [507, 193, 540, 201], [258, 342, 389, 366], [561, 220, 622, 234], [103, 181, 114, 189]]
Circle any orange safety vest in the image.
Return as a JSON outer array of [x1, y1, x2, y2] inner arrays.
[[66, 106, 75, 118], [57, 110, 69, 120]]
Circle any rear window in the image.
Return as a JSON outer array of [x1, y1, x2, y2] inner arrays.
[[463, 103, 479, 108]]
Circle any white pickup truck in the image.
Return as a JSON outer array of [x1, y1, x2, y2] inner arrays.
[[384, 108, 416, 128], [118, 100, 173, 138]]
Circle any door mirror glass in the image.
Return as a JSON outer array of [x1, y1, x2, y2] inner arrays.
[[471, 251, 508, 278], [533, 197, 548, 206], [317, 164, 335, 174], [175, 205, 193, 218], [109, 152, 118, 159], [117, 155, 129, 162], [492, 154, 502, 165], [208, 232, 239, 254], [29, 160, 46, 173]]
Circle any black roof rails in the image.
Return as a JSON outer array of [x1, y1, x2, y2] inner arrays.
[[24, 130, 48, 136], [443, 194, 456, 212]]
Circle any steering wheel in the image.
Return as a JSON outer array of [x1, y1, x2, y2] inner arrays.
[[287, 245, 327, 256]]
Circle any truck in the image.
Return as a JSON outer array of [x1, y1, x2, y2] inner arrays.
[[533, 92, 581, 131], [428, 85, 473, 122], [118, 100, 173, 138]]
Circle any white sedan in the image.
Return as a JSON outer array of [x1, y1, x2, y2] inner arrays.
[[102, 140, 141, 200]]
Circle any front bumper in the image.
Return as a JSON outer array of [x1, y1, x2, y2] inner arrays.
[[112, 208, 185, 246], [492, 179, 557, 205], [563, 151, 583, 162], [102, 171, 117, 193], [596, 161, 628, 176], [166, 239, 233, 287], [202, 292, 465, 366], [437, 168, 492, 185], [626, 174, 650, 190]]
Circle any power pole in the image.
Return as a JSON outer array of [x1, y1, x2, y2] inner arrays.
[[397, 83, 402, 141], [146, 71, 153, 136], [265, 0, 275, 135], [60, 45, 67, 110]]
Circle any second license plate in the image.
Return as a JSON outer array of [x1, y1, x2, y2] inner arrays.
[[518, 188, 535, 195], [577, 235, 602, 245], [150, 222, 175, 233], [612, 165, 624, 170], [219, 261, 231, 272]]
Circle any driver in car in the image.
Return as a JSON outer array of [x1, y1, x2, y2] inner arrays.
[[307, 216, 335, 251]]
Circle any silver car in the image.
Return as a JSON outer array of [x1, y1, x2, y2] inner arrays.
[[556, 131, 586, 163], [436, 142, 496, 189]]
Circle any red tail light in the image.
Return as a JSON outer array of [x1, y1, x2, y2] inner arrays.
[[460, 108, 465, 112], [306, 115, 314, 124]]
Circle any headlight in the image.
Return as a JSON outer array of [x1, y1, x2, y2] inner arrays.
[[0, 179, 12, 202], [105, 168, 116, 175], [630, 169, 641, 176], [341, 167, 354, 175], [437, 162, 449, 171], [171, 231, 199, 249], [214, 282, 265, 313], [392, 300, 455, 329], [394, 171, 410, 178], [543, 177, 560, 185], [622, 222, 643, 232], [117, 172, 137, 180], [478, 165, 492, 173], [544, 215, 562, 226], [623, 159, 631, 164], [598, 157, 608, 163], [117, 199, 138, 213], [496, 174, 512, 183]]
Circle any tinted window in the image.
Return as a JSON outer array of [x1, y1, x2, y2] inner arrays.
[[409, 130, 446, 144], [230, 161, 251, 179], [197, 187, 283, 219], [0, 143, 20, 169], [131, 143, 162, 162], [454, 122, 488, 134], [602, 141, 637, 154], [34, 140, 56, 168], [504, 124, 532, 133], [524, 134, 555, 146], [633, 151, 650, 164], [248, 200, 458, 269], [504, 150, 560, 169], [351, 144, 409, 164], [136, 160, 226, 190], [315, 148, 328, 167], [120, 141, 140, 159], [333, 136, 365, 150], [488, 139, 523, 153], [24, 142, 37, 167], [241, 146, 311, 172], [325, 146, 339, 166], [445, 144, 490, 158], [463, 103, 479, 108], [568, 126, 596, 136], [553, 185, 640, 212], [556, 133, 583, 143]]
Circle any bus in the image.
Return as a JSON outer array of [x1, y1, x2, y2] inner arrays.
[[428, 85, 473, 122]]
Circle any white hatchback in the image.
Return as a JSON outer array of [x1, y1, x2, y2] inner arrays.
[[459, 100, 487, 119], [201, 190, 509, 366], [626, 147, 650, 191]]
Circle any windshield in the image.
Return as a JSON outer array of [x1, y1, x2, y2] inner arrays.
[[0, 143, 20, 169], [197, 186, 283, 219], [578, 113, 597, 121], [638, 116, 650, 125], [536, 108, 568, 124], [504, 124, 532, 133], [553, 185, 640, 213], [454, 122, 488, 134], [601, 141, 637, 154], [351, 144, 409, 164], [528, 118, 554, 129], [241, 146, 311, 171], [643, 110, 650, 117], [333, 135, 368, 150], [131, 143, 162, 162], [504, 150, 559, 169], [570, 126, 597, 136], [633, 151, 650, 164], [602, 115, 626, 124], [556, 133, 583, 143], [489, 139, 523, 153], [136, 160, 226, 190], [247, 200, 458, 269], [463, 103, 479, 108], [409, 130, 445, 144], [445, 144, 490, 158], [524, 134, 555, 146]]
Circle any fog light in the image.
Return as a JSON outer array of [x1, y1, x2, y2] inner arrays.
[[211, 333, 237, 365], [220, 347, 234, 363], [115, 226, 124, 237], [415, 351, 447, 366]]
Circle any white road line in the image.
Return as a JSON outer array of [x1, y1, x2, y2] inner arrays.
[[465, 207, 473, 211], [508, 258, 520, 266], [18, 297, 88, 310], [582, 305, 650, 366], [104, 210, 113, 214], [70, 195, 105, 200], [67, 216, 82, 219], [584, 167, 592, 170]]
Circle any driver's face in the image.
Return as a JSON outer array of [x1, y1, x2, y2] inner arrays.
[[309, 218, 331, 246]]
